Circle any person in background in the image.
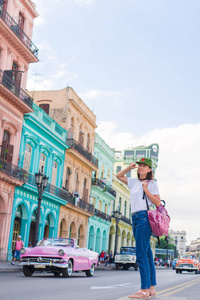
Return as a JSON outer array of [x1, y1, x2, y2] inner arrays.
[[11, 235, 24, 265], [117, 158, 161, 299]]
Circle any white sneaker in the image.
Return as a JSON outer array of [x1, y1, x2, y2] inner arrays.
[[11, 262, 15, 265]]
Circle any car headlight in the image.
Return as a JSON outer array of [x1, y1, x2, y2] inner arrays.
[[58, 249, 64, 256], [115, 256, 119, 261], [20, 248, 26, 254]]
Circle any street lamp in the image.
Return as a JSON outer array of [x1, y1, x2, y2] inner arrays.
[[33, 169, 49, 246], [175, 237, 178, 258], [113, 210, 122, 256]]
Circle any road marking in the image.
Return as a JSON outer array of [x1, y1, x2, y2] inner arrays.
[[159, 278, 200, 297], [156, 277, 200, 296], [90, 283, 133, 289]]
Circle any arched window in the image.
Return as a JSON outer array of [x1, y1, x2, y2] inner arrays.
[[39, 153, 46, 172], [78, 125, 84, 146], [101, 164, 104, 179], [119, 197, 122, 211], [18, 12, 25, 30], [83, 178, 88, 202], [124, 201, 127, 217], [105, 204, 108, 214], [107, 169, 110, 183], [23, 144, 32, 172], [51, 161, 57, 185], [99, 200, 102, 211], [75, 173, 79, 192], [86, 133, 90, 151]]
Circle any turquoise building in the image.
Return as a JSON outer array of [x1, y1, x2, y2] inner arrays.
[[87, 133, 116, 253], [7, 103, 69, 260]]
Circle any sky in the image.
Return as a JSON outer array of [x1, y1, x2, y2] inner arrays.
[[27, 0, 200, 245]]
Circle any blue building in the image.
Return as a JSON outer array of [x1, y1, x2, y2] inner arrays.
[[87, 133, 116, 253], [7, 103, 70, 260]]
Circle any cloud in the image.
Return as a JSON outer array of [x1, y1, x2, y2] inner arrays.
[[97, 121, 200, 244]]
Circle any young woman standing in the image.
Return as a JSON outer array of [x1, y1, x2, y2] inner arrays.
[[116, 158, 161, 299]]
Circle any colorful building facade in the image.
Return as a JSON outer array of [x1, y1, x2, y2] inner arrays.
[[7, 103, 69, 260], [0, 0, 38, 260], [109, 174, 134, 253], [28, 87, 98, 247], [87, 133, 116, 253]]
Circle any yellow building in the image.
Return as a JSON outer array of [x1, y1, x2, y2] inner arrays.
[[109, 175, 134, 254], [29, 87, 98, 247]]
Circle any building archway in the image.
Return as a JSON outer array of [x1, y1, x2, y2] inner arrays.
[[127, 232, 131, 246], [11, 203, 28, 250], [109, 225, 115, 252], [88, 225, 95, 250], [69, 221, 76, 239], [29, 210, 37, 245], [122, 230, 126, 246], [102, 230, 107, 251], [95, 228, 101, 254], [77, 224, 84, 247], [0, 195, 7, 253], [44, 213, 54, 238], [59, 218, 67, 237]]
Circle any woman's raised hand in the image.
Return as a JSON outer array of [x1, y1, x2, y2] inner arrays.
[[129, 162, 137, 169]]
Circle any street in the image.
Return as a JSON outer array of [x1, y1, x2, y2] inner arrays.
[[1, 268, 200, 300]]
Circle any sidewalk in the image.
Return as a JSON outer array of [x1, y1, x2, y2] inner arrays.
[[0, 261, 22, 273], [0, 261, 166, 273]]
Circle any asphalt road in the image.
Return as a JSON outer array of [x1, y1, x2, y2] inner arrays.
[[1, 268, 200, 300]]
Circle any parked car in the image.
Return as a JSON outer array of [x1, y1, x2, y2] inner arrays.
[[20, 237, 98, 277], [114, 246, 138, 270], [175, 258, 200, 274]]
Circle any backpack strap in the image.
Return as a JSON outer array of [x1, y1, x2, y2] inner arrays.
[[143, 191, 150, 210]]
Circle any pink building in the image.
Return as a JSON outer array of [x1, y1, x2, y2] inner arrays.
[[0, 0, 38, 260]]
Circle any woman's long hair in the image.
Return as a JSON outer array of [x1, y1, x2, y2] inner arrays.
[[137, 168, 154, 180]]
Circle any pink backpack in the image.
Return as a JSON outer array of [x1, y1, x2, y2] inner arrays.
[[147, 201, 170, 237], [144, 191, 170, 237]]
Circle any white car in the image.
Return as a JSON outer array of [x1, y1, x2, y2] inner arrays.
[[115, 246, 138, 270]]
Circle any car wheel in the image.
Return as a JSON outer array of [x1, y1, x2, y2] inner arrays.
[[115, 264, 120, 270], [85, 264, 95, 277], [195, 270, 198, 274], [53, 271, 61, 277], [62, 260, 73, 277], [23, 266, 34, 277]]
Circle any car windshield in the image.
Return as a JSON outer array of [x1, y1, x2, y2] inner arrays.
[[120, 247, 136, 254], [38, 238, 74, 247]]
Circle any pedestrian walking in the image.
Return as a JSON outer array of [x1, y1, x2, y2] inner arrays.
[[109, 251, 114, 264], [116, 158, 161, 299], [11, 235, 24, 265]]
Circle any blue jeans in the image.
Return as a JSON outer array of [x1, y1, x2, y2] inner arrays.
[[132, 210, 156, 289]]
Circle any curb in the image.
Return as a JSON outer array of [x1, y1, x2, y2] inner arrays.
[[0, 268, 22, 273]]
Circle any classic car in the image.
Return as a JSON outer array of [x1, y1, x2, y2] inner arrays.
[[114, 246, 138, 270], [175, 258, 200, 274], [20, 237, 98, 277]]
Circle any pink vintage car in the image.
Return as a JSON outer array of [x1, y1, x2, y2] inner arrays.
[[20, 237, 98, 277]]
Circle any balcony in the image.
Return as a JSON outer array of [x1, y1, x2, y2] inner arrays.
[[0, 69, 33, 113], [66, 139, 98, 169], [0, 7, 38, 63], [94, 208, 111, 222], [0, 157, 28, 183], [120, 215, 132, 225], [26, 173, 94, 214], [92, 178, 116, 197]]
